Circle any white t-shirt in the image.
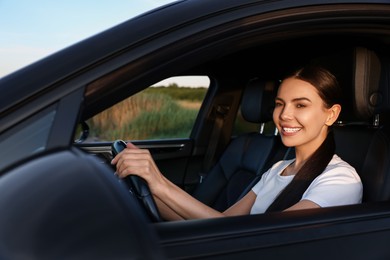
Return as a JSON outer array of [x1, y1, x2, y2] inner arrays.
[[250, 154, 363, 214]]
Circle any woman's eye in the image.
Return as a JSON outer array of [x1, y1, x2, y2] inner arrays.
[[275, 102, 283, 107], [296, 104, 306, 108]]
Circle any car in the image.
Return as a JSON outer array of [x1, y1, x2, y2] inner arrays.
[[1, 0, 390, 259]]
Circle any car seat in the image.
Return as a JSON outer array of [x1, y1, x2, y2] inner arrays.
[[333, 46, 390, 203], [191, 78, 287, 211]]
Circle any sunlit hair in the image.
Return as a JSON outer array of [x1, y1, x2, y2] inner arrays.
[[266, 65, 341, 212]]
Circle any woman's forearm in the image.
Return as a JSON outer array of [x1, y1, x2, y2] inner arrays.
[[153, 175, 225, 220]]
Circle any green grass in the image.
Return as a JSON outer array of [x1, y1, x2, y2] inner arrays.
[[88, 87, 206, 141]]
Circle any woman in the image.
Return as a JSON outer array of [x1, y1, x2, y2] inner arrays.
[[112, 65, 363, 220]]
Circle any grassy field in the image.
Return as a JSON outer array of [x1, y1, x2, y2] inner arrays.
[[88, 86, 207, 141]]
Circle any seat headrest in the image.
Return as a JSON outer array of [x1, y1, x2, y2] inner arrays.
[[308, 46, 387, 123], [353, 46, 390, 119], [353, 47, 382, 119], [241, 79, 277, 123]]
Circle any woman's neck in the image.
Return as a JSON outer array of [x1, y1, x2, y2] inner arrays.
[[282, 156, 308, 176]]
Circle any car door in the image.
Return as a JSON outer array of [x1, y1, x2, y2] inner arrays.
[[155, 203, 390, 259]]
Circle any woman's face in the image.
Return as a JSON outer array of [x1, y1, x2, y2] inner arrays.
[[273, 77, 340, 154]]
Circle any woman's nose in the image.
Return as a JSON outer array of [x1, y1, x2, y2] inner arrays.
[[279, 106, 292, 120]]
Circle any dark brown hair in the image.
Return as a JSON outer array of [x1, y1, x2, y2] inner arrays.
[[266, 65, 341, 212]]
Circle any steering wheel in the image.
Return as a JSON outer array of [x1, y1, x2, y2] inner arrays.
[[111, 140, 163, 222]]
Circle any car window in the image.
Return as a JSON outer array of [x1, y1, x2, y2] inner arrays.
[[0, 106, 56, 171], [86, 76, 209, 141]]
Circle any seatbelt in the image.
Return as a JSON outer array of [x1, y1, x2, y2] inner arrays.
[[199, 104, 230, 183]]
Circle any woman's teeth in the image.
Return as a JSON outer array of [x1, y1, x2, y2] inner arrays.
[[283, 127, 301, 133]]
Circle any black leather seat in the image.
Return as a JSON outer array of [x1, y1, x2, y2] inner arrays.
[[0, 148, 165, 259], [191, 79, 287, 211], [333, 46, 390, 203], [334, 125, 390, 202]]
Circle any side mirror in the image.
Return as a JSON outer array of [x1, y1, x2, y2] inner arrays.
[[74, 121, 90, 143]]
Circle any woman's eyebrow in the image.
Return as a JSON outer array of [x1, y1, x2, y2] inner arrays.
[[291, 97, 312, 103], [275, 97, 312, 102]]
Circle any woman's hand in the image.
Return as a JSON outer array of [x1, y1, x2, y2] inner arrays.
[[111, 142, 165, 193]]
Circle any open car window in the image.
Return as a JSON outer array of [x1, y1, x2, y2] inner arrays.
[[84, 76, 209, 142]]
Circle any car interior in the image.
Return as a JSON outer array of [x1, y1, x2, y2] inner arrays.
[[167, 44, 390, 212]]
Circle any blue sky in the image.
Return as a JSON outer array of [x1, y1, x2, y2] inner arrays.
[[0, 0, 177, 78]]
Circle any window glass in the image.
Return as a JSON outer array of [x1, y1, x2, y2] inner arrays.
[[0, 106, 56, 171], [87, 76, 209, 141]]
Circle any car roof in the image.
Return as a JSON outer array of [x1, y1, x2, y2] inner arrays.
[[0, 0, 389, 119]]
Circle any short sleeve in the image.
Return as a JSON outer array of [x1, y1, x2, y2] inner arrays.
[[302, 157, 363, 207]]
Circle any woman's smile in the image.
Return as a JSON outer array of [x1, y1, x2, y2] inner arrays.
[[281, 126, 302, 134]]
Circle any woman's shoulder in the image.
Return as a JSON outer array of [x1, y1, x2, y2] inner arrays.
[[324, 154, 361, 181], [329, 154, 355, 169]]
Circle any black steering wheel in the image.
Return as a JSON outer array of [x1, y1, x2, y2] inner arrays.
[[111, 140, 163, 222]]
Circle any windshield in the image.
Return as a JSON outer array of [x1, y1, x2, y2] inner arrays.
[[0, 0, 178, 78]]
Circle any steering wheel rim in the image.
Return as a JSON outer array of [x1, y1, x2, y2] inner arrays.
[[111, 140, 163, 222]]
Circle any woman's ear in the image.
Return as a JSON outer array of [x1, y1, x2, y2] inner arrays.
[[325, 104, 341, 126]]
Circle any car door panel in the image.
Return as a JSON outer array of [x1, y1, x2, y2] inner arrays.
[[155, 203, 390, 259]]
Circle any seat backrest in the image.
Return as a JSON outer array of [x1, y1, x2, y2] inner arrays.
[[333, 46, 390, 202], [0, 149, 165, 259], [191, 78, 286, 211], [334, 125, 390, 202]]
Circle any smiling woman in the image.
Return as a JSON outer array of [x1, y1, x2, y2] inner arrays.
[[0, 1, 177, 78]]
